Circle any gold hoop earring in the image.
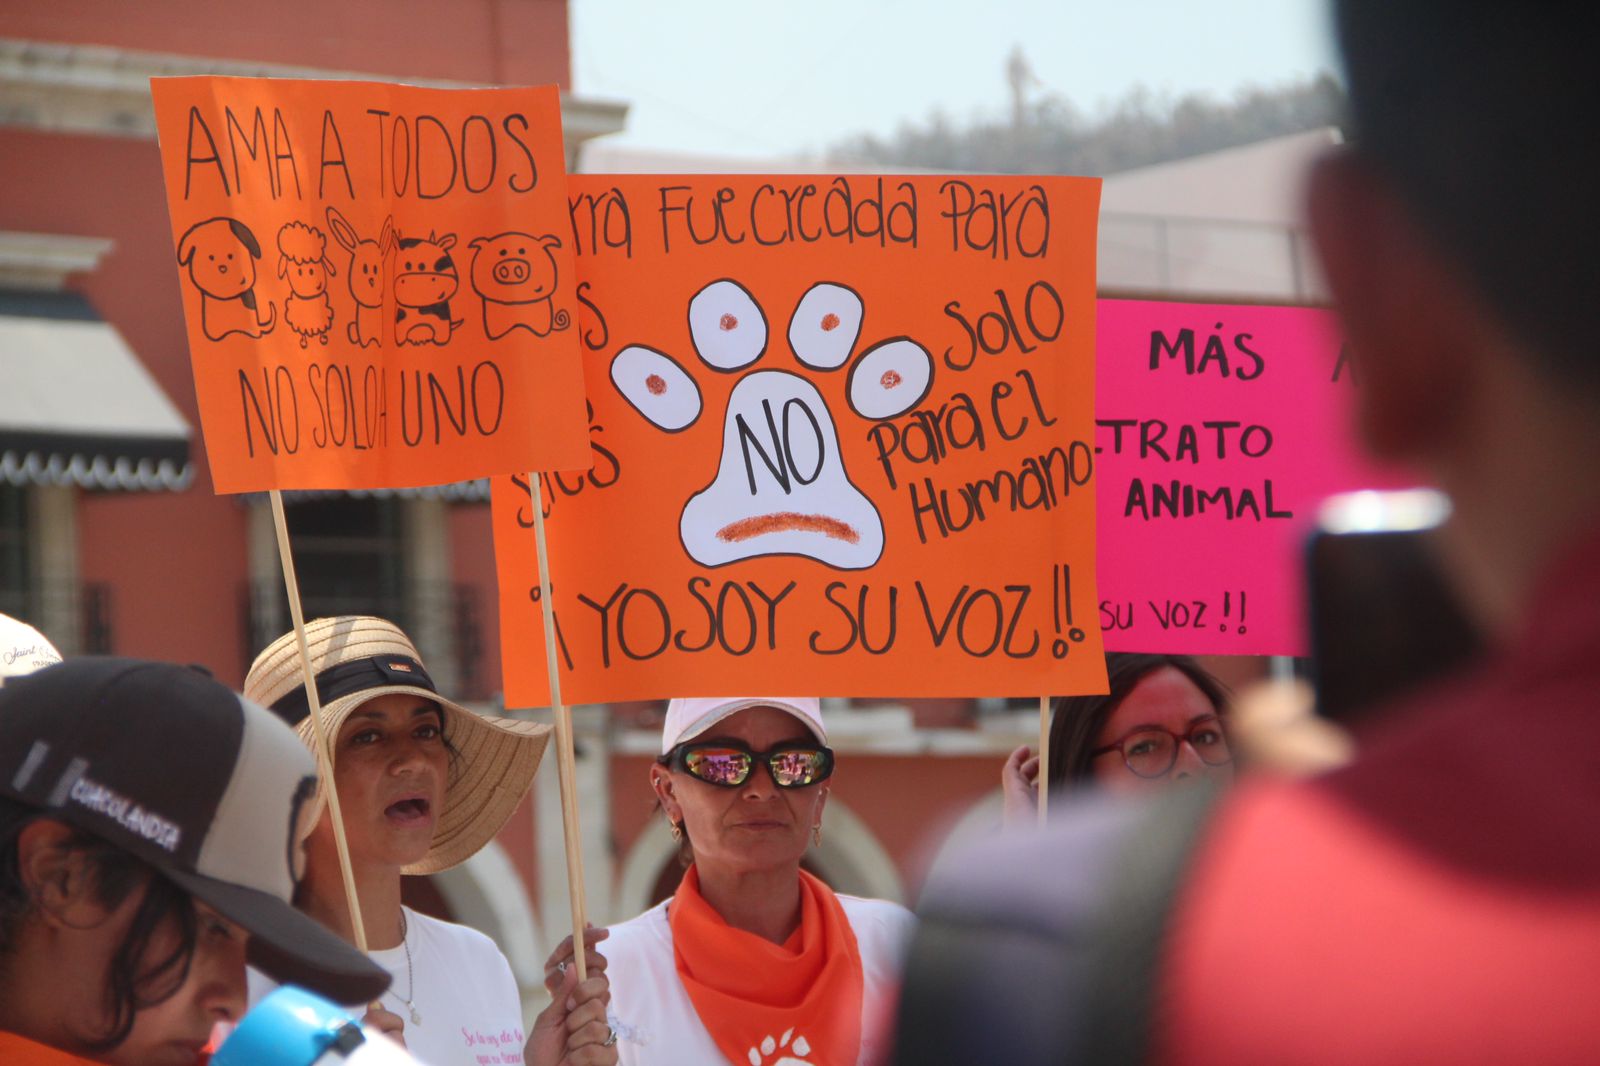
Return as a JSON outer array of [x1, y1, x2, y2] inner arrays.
[[811, 823, 822, 847], [669, 820, 683, 843]]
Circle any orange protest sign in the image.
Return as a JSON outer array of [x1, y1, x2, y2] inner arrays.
[[151, 77, 590, 493], [493, 174, 1107, 703]]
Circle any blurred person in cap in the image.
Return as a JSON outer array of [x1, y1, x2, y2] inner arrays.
[[0, 657, 388, 1065], [559, 697, 912, 1065], [894, 3, 1600, 1063], [245, 617, 613, 1066], [0, 612, 62, 686]]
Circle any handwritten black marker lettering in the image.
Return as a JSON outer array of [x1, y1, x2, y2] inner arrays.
[[1001, 585, 1040, 658], [867, 392, 986, 490], [238, 366, 299, 457], [1148, 322, 1266, 379], [221, 107, 269, 198], [674, 576, 718, 653], [622, 586, 670, 661], [460, 115, 498, 194], [714, 580, 758, 656], [809, 581, 858, 655], [576, 584, 628, 668], [1123, 477, 1294, 521], [908, 443, 1092, 544], [939, 182, 1050, 260], [318, 111, 354, 199], [575, 281, 611, 350], [569, 188, 633, 259], [502, 113, 539, 193], [748, 580, 796, 651]]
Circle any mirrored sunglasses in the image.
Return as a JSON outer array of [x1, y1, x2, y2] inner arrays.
[[665, 742, 835, 789]]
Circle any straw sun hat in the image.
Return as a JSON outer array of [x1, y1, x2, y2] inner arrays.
[[244, 616, 550, 875]]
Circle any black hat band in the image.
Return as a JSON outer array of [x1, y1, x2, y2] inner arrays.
[[268, 655, 436, 727]]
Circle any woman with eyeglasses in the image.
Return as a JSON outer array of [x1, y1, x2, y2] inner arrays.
[[549, 698, 914, 1065], [1002, 654, 1232, 822]]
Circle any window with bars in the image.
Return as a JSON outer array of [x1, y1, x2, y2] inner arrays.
[[0, 485, 33, 622], [243, 497, 485, 699], [288, 497, 409, 622]]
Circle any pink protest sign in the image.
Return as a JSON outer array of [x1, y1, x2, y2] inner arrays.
[[1096, 298, 1407, 655]]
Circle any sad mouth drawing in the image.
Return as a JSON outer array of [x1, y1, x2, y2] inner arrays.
[[611, 279, 933, 570]]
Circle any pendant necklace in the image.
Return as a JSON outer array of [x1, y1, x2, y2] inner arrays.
[[394, 908, 421, 1026]]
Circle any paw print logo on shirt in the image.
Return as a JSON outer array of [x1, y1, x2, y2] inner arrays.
[[748, 1028, 811, 1065], [611, 279, 932, 570]]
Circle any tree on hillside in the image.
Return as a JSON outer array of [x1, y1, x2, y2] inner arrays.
[[828, 52, 1346, 175]]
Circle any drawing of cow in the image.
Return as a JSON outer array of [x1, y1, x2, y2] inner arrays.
[[393, 230, 462, 346]]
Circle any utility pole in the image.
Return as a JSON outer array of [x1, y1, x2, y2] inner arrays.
[[1007, 45, 1038, 130]]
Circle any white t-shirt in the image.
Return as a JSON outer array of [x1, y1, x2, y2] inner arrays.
[[599, 893, 915, 1066], [248, 906, 526, 1066]]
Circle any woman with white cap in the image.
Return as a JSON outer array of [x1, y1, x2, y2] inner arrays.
[[0, 610, 61, 685], [559, 697, 914, 1065], [245, 617, 614, 1066]]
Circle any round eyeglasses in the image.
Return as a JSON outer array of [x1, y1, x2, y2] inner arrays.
[[1089, 715, 1231, 778]]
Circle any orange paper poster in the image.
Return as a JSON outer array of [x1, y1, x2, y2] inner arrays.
[[493, 174, 1106, 704], [151, 78, 590, 493]]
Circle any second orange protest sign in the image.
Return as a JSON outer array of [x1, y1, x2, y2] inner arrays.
[[494, 174, 1107, 703], [152, 77, 590, 493]]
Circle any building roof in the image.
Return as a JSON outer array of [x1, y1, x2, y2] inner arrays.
[[0, 289, 192, 491], [580, 127, 1340, 304], [1099, 127, 1341, 303]]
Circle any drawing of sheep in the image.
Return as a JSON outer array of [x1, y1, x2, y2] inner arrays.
[[277, 221, 337, 348]]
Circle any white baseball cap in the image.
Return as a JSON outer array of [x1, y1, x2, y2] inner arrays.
[[661, 697, 826, 754], [0, 613, 61, 686]]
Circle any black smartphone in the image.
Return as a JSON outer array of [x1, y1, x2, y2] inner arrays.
[[1307, 491, 1483, 723]]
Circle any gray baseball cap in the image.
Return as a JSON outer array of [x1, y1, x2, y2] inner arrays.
[[0, 657, 389, 1005]]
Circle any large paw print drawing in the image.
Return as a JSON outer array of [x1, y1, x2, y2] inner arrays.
[[747, 1028, 811, 1065], [612, 279, 932, 570]]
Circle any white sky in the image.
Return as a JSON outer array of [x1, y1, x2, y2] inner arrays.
[[571, 0, 1340, 159]]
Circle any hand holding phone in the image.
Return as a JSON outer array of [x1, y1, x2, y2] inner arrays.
[[1308, 490, 1483, 723]]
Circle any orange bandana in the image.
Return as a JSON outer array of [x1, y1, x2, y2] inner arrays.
[[0, 1032, 99, 1065], [671, 866, 865, 1065]]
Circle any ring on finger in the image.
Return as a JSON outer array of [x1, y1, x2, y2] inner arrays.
[[556, 960, 568, 975], [603, 1026, 618, 1047]]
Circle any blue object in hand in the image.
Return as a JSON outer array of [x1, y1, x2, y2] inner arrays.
[[214, 986, 366, 1066]]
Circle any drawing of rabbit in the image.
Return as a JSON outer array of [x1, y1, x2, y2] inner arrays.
[[326, 207, 395, 348]]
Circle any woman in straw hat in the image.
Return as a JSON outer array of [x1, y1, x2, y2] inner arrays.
[[245, 616, 614, 1066], [544, 697, 913, 1065]]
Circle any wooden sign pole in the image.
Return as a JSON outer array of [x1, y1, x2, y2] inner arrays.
[[268, 490, 370, 954], [528, 472, 590, 982], [1038, 695, 1050, 824]]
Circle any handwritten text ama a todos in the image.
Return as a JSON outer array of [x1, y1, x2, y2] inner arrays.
[[1102, 323, 1293, 524], [179, 104, 543, 202]]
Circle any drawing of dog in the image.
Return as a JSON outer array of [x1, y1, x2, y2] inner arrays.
[[467, 232, 571, 340], [176, 217, 276, 341]]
